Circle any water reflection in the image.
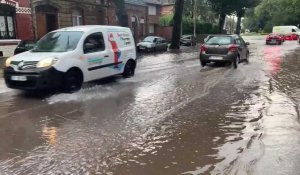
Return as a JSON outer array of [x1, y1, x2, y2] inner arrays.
[[42, 126, 58, 146]]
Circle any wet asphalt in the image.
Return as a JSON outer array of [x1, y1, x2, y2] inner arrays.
[[0, 36, 300, 175]]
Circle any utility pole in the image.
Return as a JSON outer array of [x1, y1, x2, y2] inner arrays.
[[193, 0, 197, 36]]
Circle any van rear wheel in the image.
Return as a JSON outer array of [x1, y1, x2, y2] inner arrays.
[[63, 69, 83, 93], [123, 60, 135, 78]]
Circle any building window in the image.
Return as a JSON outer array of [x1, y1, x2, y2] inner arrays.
[[140, 18, 145, 36], [148, 5, 157, 15], [72, 9, 83, 26], [0, 4, 16, 39], [149, 24, 155, 34]]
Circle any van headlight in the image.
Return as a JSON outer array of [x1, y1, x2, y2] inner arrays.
[[5, 57, 12, 67], [37, 58, 57, 68]]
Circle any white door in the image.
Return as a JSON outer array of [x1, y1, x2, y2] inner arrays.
[[83, 32, 113, 80]]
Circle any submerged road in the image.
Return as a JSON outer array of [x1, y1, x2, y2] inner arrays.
[[0, 36, 300, 175]]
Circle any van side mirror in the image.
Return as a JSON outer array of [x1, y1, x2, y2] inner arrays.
[[246, 42, 250, 45], [84, 43, 96, 53]]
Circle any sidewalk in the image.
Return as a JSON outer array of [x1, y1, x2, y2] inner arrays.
[[0, 58, 3, 78], [0, 45, 17, 57], [0, 45, 17, 78]]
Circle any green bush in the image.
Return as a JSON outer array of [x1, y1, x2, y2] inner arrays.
[[182, 17, 218, 34], [159, 15, 174, 27]]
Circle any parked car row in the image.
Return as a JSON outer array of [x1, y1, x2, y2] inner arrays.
[[136, 34, 198, 53]]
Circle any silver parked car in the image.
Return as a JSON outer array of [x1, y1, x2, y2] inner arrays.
[[137, 36, 168, 52]]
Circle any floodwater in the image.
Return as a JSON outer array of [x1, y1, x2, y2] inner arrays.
[[0, 36, 300, 175]]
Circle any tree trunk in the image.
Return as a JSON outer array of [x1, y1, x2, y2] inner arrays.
[[113, 0, 129, 27], [218, 12, 226, 34], [169, 0, 185, 49], [235, 15, 242, 35]]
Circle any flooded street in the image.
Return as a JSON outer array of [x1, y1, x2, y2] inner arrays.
[[0, 35, 300, 175]]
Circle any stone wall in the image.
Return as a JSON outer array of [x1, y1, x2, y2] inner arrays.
[[159, 26, 173, 41]]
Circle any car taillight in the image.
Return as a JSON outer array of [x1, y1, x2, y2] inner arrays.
[[228, 45, 238, 52], [200, 45, 206, 54]]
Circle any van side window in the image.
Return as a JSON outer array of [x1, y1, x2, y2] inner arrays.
[[84, 32, 105, 54], [292, 29, 296, 32]]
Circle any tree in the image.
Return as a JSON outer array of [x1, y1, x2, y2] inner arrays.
[[170, 0, 185, 49], [112, 0, 129, 27], [243, 0, 300, 33], [233, 0, 260, 34], [207, 0, 237, 33]]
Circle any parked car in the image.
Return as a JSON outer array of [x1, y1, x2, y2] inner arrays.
[[14, 40, 36, 55], [4, 25, 137, 92], [199, 34, 250, 69], [137, 36, 168, 52], [180, 35, 196, 46], [266, 34, 283, 45]]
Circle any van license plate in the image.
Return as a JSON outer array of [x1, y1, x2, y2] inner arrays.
[[11, 76, 27, 81], [210, 56, 223, 60]]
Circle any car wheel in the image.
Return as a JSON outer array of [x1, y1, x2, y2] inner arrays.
[[266, 41, 268, 45], [233, 57, 238, 69], [245, 52, 249, 63], [278, 41, 281, 45], [123, 60, 135, 78], [200, 60, 207, 67], [164, 46, 168, 51], [63, 69, 83, 93]]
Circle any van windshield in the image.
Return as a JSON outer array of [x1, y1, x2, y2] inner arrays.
[[32, 31, 83, 52]]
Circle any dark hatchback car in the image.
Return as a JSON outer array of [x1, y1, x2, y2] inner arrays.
[[14, 40, 36, 55], [180, 35, 196, 46], [200, 35, 250, 68]]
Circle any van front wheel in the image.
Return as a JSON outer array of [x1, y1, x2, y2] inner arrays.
[[63, 69, 83, 93], [123, 60, 135, 78]]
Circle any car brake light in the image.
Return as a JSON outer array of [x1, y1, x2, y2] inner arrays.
[[200, 45, 206, 54], [228, 44, 238, 52]]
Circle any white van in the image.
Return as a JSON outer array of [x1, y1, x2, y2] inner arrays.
[[272, 26, 300, 36], [4, 25, 137, 92]]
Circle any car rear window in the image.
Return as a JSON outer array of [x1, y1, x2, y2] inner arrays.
[[206, 36, 232, 45]]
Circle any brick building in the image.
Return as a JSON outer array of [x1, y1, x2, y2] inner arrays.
[[107, 0, 147, 42], [31, 0, 107, 39], [161, 0, 175, 16], [0, 0, 34, 40]]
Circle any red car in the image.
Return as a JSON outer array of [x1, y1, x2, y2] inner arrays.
[[266, 34, 283, 45], [284, 34, 299, 41]]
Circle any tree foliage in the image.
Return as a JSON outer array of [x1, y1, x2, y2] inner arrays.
[[112, 0, 129, 27], [183, 0, 218, 24], [206, 0, 260, 33], [243, 0, 300, 33]]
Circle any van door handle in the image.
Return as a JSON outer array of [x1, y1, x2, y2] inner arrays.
[[104, 55, 109, 58]]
